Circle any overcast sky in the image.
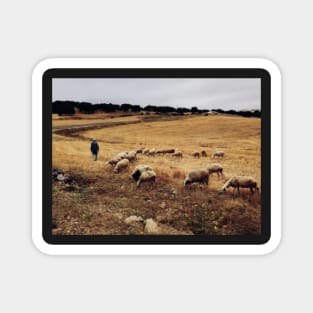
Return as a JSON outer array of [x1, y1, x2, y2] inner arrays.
[[52, 78, 261, 110]]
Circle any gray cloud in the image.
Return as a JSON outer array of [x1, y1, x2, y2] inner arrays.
[[53, 78, 260, 110]]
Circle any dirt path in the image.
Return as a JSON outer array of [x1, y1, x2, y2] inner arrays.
[[53, 115, 194, 139]]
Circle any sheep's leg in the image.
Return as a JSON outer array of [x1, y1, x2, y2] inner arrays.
[[250, 186, 254, 194], [136, 179, 141, 188], [237, 186, 240, 194]]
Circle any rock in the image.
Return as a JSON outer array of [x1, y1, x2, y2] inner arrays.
[[124, 215, 144, 225], [145, 218, 193, 235], [144, 218, 159, 234], [57, 173, 65, 181], [159, 201, 166, 209]]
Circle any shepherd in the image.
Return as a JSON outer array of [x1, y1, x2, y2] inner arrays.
[[90, 139, 99, 161]]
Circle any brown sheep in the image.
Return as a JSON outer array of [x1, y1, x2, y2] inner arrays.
[[207, 163, 224, 178], [201, 150, 208, 157], [113, 159, 130, 173], [212, 150, 224, 158], [192, 151, 200, 158], [221, 176, 259, 193], [184, 169, 209, 186]]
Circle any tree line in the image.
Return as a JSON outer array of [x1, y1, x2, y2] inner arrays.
[[52, 100, 260, 118]]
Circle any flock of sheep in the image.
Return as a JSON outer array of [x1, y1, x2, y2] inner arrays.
[[106, 148, 259, 194]]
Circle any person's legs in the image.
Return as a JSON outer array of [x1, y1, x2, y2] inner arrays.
[[92, 153, 97, 161]]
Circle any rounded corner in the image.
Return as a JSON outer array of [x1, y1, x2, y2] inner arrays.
[[32, 58, 58, 81], [259, 233, 282, 255], [256, 57, 282, 80], [31, 233, 54, 256]]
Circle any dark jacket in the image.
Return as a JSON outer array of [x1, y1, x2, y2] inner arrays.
[[90, 141, 99, 154]]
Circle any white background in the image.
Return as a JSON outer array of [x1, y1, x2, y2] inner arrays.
[[0, 0, 310, 312]]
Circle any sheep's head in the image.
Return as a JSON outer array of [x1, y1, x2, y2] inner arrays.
[[184, 178, 191, 186], [132, 169, 141, 181]]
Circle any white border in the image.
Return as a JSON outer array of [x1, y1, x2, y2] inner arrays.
[[32, 58, 281, 255]]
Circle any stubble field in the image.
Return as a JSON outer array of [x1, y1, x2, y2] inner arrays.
[[52, 113, 261, 236]]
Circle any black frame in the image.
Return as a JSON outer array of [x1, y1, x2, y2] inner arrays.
[[43, 68, 271, 245]]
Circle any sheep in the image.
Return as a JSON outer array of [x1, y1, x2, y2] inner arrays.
[[221, 176, 259, 194], [147, 148, 156, 156], [172, 150, 183, 158], [117, 151, 129, 159], [106, 156, 122, 166], [212, 150, 224, 158], [142, 148, 150, 155], [192, 151, 200, 158], [137, 170, 156, 188], [131, 164, 153, 181], [201, 150, 208, 157], [113, 158, 130, 173], [156, 148, 175, 154], [136, 148, 145, 154], [184, 169, 209, 187], [207, 163, 224, 178], [125, 150, 137, 162]]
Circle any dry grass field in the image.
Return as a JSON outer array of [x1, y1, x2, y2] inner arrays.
[[52, 113, 261, 235]]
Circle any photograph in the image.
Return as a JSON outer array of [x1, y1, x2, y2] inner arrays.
[[51, 76, 262, 237]]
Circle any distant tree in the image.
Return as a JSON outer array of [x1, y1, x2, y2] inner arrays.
[[191, 106, 199, 114], [121, 103, 132, 112]]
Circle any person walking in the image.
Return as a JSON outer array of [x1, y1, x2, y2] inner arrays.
[[90, 139, 99, 161]]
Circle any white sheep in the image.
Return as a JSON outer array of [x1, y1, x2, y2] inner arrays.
[[184, 169, 209, 187], [192, 151, 200, 158], [137, 170, 156, 188], [212, 150, 224, 158], [221, 176, 259, 193], [172, 150, 183, 158], [125, 150, 137, 162], [117, 151, 129, 159], [113, 158, 130, 173], [207, 163, 224, 178], [131, 164, 153, 181], [147, 148, 156, 156], [136, 148, 145, 154], [106, 156, 122, 166]]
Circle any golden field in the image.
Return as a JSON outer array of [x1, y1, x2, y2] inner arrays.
[[52, 113, 261, 235]]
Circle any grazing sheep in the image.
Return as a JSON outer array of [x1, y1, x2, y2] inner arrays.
[[201, 150, 208, 157], [147, 148, 156, 156], [212, 150, 224, 158], [131, 164, 153, 181], [184, 169, 209, 187], [117, 151, 129, 159], [142, 148, 150, 155], [172, 150, 183, 158], [207, 163, 224, 178], [221, 176, 259, 193], [125, 150, 137, 162], [106, 156, 122, 166], [136, 148, 145, 154], [113, 159, 130, 173], [156, 148, 175, 154], [192, 151, 200, 158], [137, 170, 156, 188]]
